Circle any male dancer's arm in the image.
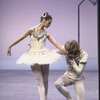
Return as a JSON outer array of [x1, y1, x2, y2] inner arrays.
[[68, 53, 88, 75]]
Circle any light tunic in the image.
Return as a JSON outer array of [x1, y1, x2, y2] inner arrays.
[[64, 50, 88, 80]]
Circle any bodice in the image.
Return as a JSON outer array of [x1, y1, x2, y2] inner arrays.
[[30, 28, 47, 50]]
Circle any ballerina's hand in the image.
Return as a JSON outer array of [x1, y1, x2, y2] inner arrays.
[[7, 47, 11, 56], [28, 44, 31, 48]]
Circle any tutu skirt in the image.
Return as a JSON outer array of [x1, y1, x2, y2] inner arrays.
[[16, 48, 61, 66]]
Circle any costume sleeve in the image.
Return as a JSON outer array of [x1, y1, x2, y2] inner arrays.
[[69, 53, 88, 75]]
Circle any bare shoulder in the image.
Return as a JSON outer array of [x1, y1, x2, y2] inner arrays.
[[28, 27, 35, 35], [29, 27, 34, 31]]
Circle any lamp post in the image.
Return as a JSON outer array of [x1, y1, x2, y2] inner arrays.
[[78, 0, 97, 44]]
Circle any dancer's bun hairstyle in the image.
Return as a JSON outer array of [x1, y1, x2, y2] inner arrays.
[[40, 12, 52, 22]]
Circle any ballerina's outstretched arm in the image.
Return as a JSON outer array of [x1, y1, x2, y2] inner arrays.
[[46, 33, 67, 55], [7, 28, 33, 56]]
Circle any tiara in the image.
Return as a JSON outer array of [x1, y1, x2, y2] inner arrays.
[[41, 12, 48, 18]]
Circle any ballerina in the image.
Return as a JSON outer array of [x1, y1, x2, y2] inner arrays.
[[7, 12, 67, 100]]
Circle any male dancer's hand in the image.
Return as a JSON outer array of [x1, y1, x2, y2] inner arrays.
[[67, 53, 75, 60], [66, 51, 75, 60]]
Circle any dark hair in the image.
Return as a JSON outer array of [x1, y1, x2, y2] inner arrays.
[[40, 12, 52, 22], [64, 40, 80, 54]]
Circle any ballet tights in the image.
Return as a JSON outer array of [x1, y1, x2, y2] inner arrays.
[[55, 75, 84, 100], [31, 64, 49, 100]]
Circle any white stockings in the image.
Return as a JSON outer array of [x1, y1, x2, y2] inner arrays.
[[31, 64, 49, 100], [55, 75, 84, 100]]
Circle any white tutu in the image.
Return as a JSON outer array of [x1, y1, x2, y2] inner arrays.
[[17, 27, 62, 66], [16, 48, 61, 66]]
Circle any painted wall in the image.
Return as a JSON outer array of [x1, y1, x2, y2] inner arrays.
[[0, 0, 98, 71]]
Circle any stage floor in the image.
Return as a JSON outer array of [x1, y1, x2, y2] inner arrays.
[[0, 70, 99, 100]]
